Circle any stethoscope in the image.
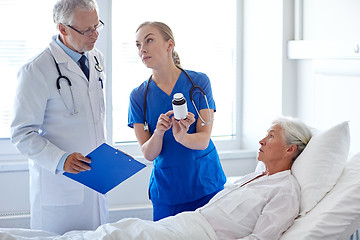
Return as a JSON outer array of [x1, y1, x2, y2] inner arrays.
[[53, 55, 103, 115], [143, 67, 214, 132]]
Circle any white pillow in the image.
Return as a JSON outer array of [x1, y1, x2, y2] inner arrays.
[[281, 152, 360, 240], [291, 121, 350, 216]]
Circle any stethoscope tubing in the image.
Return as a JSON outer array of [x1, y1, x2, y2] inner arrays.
[[53, 57, 77, 115], [52, 55, 103, 115]]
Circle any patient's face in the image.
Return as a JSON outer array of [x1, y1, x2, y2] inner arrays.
[[258, 124, 290, 166]]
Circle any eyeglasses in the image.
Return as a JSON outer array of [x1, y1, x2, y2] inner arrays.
[[66, 20, 104, 37]]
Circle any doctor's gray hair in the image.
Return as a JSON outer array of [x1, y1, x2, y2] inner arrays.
[[136, 21, 181, 68], [272, 116, 312, 161], [53, 0, 99, 29]]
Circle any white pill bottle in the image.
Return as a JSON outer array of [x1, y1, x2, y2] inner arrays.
[[172, 93, 188, 120]]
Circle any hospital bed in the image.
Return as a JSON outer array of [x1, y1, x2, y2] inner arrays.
[[281, 151, 360, 240], [0, 121, 359, 239], [280, 121, 360, 240]]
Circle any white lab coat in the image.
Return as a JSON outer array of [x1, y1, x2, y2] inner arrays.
[[11, 35, 108, 234]]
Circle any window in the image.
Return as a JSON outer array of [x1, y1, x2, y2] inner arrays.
[[111, 0, 239, 149], [0, 0, 241, 158], [0, 0, 57, 155], [0, 0, 57, 139]]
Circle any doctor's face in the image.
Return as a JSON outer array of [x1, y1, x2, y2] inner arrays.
[[61, 9, 100, 53]]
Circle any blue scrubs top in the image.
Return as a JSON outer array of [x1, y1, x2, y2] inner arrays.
[[128, 70, 226, 205]]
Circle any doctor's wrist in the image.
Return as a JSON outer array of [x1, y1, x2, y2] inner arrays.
[[56, 152, 71, 173]]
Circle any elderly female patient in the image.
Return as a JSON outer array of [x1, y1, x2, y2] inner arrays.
[[0, 116, 312, 240], [197, 116, 312, 239]]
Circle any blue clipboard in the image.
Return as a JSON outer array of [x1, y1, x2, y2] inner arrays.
[[63, 143, 146, 194]]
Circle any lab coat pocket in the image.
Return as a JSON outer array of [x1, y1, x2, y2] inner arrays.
[[97, 72, 105, 111], [98, 79, 105, 113], [98, 82, 105, 115], [95, 74, 105, 119], [41, 169, 84, 206]]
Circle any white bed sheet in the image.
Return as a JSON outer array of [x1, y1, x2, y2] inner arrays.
[[0, 212, 217, 240]]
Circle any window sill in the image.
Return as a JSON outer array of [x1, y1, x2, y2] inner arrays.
[[0, 149, 257, 172]]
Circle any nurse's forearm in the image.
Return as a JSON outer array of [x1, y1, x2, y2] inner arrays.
[[177, 132, 211, 150], [141, 129, 164, 161]]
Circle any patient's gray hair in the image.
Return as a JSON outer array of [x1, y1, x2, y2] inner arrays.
[[272, 116, 312, 161], [53, 0, 99, 29]]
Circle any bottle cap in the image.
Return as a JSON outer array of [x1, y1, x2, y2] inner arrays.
[[173, 93, 184, 100]]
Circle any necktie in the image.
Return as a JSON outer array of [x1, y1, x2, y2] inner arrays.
[[78, 55, 89, 79]]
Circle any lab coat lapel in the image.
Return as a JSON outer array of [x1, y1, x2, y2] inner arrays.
[[49, 39, 89, 82], [87, 51, 100, 89], [88, 51, 97, 83]]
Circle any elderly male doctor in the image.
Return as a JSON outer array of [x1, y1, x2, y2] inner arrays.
[[11, 0, 107, 235]]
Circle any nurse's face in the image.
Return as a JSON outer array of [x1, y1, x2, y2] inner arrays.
[[258, 124, 290, 167], [135, 25, 173, 69], [60, 9, 100, 54]]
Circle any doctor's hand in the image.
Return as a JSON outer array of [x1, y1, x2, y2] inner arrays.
[[172, 112, 195, 143], [64, 153, 91, 174], [154, 110, 173, 136]]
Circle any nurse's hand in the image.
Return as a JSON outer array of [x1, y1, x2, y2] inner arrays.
[[172, 112, 195, 143], [64, 152, 91, 174], [154, 110, 173, 136]]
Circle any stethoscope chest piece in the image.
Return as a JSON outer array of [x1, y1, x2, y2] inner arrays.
[[95, 62, 103, 72], [94, 56, 103, 72]]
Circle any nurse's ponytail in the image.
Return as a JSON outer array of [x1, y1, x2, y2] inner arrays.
[[172, 50, 181, 68]]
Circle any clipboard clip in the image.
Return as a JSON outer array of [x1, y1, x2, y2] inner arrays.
[[116, 148, 134, 160]]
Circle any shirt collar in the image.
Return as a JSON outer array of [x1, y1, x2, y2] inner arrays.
[[55, 35, 87, 62], [265, 170, 291, 179]]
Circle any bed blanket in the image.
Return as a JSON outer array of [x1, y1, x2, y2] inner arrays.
[[0, 212, 218, 240]]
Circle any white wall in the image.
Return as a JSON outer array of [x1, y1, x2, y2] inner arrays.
[[293, 0, 360, 155]]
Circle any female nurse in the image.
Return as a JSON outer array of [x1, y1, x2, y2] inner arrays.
[[128, 21, 226, 221]]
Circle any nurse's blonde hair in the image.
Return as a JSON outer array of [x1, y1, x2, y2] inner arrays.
[[136, 21, 181, 68]]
